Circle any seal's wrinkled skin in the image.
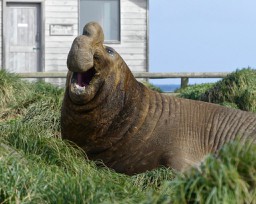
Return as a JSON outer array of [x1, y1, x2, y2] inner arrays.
[[61, 22, 256, 175]]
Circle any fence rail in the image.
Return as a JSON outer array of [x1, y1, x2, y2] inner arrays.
[[17, 71, 230, 88]]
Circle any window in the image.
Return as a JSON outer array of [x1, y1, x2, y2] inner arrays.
[[80, 0, 120, 43]]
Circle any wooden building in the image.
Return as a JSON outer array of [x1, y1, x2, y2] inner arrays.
[[0, 0, 149, 81]]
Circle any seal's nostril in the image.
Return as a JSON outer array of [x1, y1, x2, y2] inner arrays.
[[83, 30, 90, 37]]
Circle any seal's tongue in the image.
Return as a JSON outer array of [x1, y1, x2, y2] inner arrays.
[[77, 68, 96, 87]]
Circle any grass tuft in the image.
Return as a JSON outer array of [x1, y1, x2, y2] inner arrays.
[[176, 83, 214, 100], [169, 140, 256, 204], [177, 68, 256, 112], [200, 68, 256, 112], [142, 81, 163, 93], [0, 70, 31, 113]]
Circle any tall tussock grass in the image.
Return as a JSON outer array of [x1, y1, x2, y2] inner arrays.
[[201, 68, 256, 112], [178, 68, 256, 112], [0, 69, 256, 203], [169, 140, 256, 204], [0, 122, 170, 203], [0, 70, 63, 133], [0, 71, 31, 116]]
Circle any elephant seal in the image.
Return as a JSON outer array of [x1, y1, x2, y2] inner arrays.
[[61, 22, 256, 175]]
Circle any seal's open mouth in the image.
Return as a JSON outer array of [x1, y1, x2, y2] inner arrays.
[[71, 67, 97, 87], [68, 65, 103, 102]]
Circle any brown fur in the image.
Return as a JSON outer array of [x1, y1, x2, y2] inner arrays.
[[61, 22, 256, 175]]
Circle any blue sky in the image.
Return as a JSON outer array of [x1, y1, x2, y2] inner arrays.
[[149, 0, 256, 84]]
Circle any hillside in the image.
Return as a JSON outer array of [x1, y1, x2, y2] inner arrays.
[[0, 69, 255, 204]]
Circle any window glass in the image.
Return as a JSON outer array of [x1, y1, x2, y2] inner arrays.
[[80, 0, 120, 42]]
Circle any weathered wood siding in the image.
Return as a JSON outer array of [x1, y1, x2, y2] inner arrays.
[[45, 0, 78, 73], [1, 0, 148, 76], [114, 0, 148, 72], [44, 0, 78, 84], [44, 0, 148, 73]]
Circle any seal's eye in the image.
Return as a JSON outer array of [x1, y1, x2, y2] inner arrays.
[[105, 47, 115, 57]]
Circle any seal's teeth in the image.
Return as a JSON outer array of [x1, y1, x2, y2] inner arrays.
[[75, 83, 86, 91], [95, 73, 100, 76]]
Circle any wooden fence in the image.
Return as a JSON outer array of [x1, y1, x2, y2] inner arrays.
[[17, 71, 230, 89]]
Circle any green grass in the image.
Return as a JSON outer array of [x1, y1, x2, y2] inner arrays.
[[0, 70, 256, 203], [177, 68, 256, 112], [201, 68, 256, 112], [142, 81, 163, 93], [175, 83, 214, 100], [0, 121, 174, 203], [169, 141, 256, 204]]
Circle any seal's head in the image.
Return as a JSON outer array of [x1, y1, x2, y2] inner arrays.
[[66, 22, 125, 105]]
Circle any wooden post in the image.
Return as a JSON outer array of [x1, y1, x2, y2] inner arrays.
[[181, 77, 189, 89]]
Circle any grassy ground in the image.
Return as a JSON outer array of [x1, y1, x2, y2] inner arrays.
[[0, 70, 256, 203], [177, 68, 256, 112]]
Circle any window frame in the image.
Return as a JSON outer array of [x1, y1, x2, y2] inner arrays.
[[78, 0, 121, 44]]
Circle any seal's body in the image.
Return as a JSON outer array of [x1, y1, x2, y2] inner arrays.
[[61, 22, 256, 175]]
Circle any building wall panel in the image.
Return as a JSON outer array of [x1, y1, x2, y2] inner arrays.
[[44, 0, 78, 73], [1, 0, 148, 77], [110, 0, 148, 72]]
